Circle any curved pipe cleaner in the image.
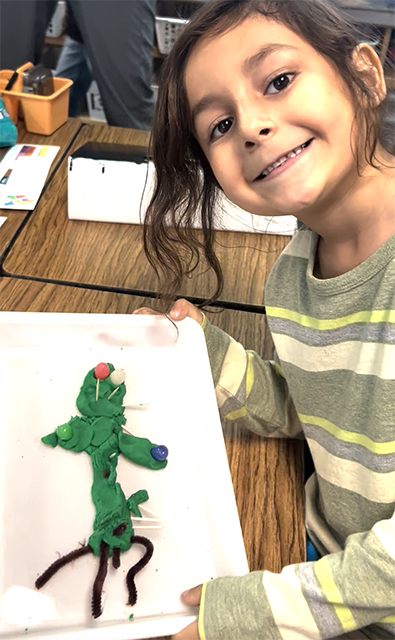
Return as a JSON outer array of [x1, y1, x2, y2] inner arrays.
[[35, 545, 93, 590], [112, 547, 121, 569], [91, 541, 109, 619], [126, 535, 154, 606]]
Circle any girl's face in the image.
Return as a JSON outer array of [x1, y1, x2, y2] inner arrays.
[[185, 16, 360, 220]]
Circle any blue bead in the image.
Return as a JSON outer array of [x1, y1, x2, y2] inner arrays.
[[150, 445, 168, 461]]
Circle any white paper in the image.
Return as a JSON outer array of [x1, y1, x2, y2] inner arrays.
[[0, 144, 59, 210], [0, 216, 6, 227]]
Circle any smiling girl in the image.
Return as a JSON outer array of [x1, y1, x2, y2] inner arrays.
[[137, 1, 395, 638]]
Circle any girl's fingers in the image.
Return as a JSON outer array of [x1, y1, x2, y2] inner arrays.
[[170, 299, 203, 325], [172, 620, 200, 639], [180, 584, 202, 606], [173, 586, 202, 639], [133, 300, 203, 325], [132, 307, 160, 315]]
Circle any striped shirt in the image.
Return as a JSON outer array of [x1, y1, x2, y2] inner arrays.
[[199, 228, 395, 640]]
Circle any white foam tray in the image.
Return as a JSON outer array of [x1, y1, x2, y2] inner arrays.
[[0, 313, 248, 639]]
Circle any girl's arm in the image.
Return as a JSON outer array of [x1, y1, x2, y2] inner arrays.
[[135, 299, 302, 439], [196, 508, 395, 640], [202, 315, 303, 439]]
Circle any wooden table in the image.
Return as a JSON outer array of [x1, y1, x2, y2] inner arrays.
[[3, 123, 290, 308], [0, 118, 83, 261], [0, 210, 26, 257], [0, 277, 305, 575]]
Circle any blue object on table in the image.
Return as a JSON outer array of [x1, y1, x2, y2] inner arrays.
[[0, 97, 17, 148]]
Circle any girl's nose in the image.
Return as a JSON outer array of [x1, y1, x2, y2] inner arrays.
[[238, 105, 273, 148], [244, 127, 271, 149]]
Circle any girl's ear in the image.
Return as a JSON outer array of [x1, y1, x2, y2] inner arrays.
[[352, 43, 387, 105]]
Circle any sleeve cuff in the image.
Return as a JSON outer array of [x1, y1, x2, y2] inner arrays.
[[197, 573, 281, 640], [198, 582, 209, 640]]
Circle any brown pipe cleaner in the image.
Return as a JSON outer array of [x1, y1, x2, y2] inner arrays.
[[112, 547, 121, 569], [111, 523, 126, 570], [35, 545, 93, 590], [91, 541, 109, 619], [126, 535, 154, 606]]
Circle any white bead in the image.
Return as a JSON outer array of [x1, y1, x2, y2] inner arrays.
[[110, 368, 126, 385]]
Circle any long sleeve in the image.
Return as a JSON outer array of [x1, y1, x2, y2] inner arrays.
[[199, 228, 395, 639], [203, 316, 303, 439], [199, 508, 395, 640]]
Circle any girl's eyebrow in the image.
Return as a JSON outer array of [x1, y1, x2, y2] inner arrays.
[[243, 43, 299, 73], [191, 94, 223, 123], [191, 43, 299, 124]]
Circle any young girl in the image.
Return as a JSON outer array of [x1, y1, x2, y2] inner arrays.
[[136, 1, 395, 638]]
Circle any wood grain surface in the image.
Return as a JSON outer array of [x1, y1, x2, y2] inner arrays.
[[0, 277, 305, 576], [0, 211, 27, 257], [3, 123, 290, 306]]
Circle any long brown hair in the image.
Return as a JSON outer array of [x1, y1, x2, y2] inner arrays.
[[144, 0, 387, 309]]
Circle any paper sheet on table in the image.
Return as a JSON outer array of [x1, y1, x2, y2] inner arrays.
[[0, 217, 6, 227], [0, 144, 59, 210]]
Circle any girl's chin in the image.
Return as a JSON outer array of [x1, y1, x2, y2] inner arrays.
[[238, 202, 319, 219], [245, 190, 323, 218]]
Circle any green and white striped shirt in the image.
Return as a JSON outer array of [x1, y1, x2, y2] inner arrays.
[[199, 228, 395, 640]]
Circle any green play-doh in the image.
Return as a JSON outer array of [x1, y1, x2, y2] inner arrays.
[[41, 363, 168, 557]]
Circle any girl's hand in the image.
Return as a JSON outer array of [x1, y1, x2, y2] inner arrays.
[[173, 585, 202, 639], [133, 299, 203, 326]]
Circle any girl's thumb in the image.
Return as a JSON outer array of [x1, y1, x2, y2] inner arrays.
[[180, 584, 203, 607], [169, 299, 203, 325]]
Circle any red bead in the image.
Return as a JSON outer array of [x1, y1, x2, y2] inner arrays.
[[94, 362, 110, 380]]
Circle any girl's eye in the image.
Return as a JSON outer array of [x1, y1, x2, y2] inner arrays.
[[266, 73, 294, 95], [211, 117, 233, 140]]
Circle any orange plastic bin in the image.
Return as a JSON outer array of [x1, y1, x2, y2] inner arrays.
[[0, 62, 33, 123], [0, 73, 72, 135]]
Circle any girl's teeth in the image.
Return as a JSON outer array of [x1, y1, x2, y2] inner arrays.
[[259, 140, 311, 179]]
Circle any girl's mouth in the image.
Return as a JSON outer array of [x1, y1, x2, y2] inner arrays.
[[255, 138, 314, 181]]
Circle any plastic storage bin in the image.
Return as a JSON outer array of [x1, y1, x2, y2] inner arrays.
[[0, 76, 72, 135], [155, 16, 188, 54], [0, 62, 33, 123]]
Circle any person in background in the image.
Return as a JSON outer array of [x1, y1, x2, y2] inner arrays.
[[53, 1, 92, 118], [135, 0, 395, 638], [0, 0, 155, 130]]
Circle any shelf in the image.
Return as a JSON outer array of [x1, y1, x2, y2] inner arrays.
[[44, 35, 66, 48]]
